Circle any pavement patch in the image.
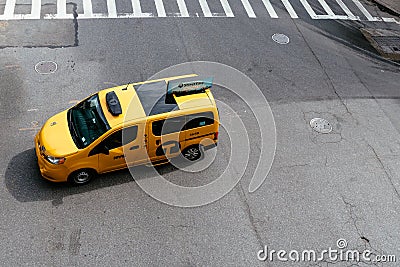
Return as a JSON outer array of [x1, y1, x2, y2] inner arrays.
[[0, 20, 77, 48]]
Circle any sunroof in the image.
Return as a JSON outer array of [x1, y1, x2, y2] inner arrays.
[[135, 81, 179, 116]]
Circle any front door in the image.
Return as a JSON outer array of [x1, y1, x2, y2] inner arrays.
[[97, 124, 145, 173], [147, 115, 185, 162]]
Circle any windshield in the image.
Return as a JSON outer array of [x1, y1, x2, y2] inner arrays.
[[68, 94, 110, 149]]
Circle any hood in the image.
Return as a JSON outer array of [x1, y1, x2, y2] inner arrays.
[[38, 110, 78, 157]]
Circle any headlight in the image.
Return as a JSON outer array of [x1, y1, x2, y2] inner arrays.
[[44, 155, 66, 164]]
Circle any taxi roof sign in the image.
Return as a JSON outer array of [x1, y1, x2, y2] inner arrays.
[[167, 77, 213, 96]]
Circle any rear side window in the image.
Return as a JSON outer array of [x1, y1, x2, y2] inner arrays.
[[152, 116, 185, 136], [122, 126, 138, 145], [152, 112, 214, 136], [184, 112, 214, 130]]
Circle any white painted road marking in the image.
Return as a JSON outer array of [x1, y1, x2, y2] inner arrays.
[[0, 0, 398, 23], [29, 0, 41, 19], [154, 0, 166, 17], [219, 0, 234, 17], [261, 0, 278, 18], [177, 0, 190, 17], [281, 0, 298, 18], [107, 0, 118, 18], [3, 0, 16, 19], [240, 0, 256, 18], [199, 0, 212, 17], [335, 0, 358, 20], [83, 0, 93, 18], [351, 0, 381, 21]]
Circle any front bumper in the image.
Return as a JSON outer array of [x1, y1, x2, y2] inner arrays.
[[35, 134, 69, 182]]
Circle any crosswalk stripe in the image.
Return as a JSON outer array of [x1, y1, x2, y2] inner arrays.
[[220, 0, 234, 17], [4, 0, 16, 18], [177, 0, 189, 17], [261, 0, 278, 18], [106, 0, 117, 18], [240, 0, 256, 18], [131, 0, 143, 16], [335, 0, 358, 20], [56, 0, 66, 17], [83, 0, 94, 17], [0, 0, 398, 23], [299, 0, 345, 19], [317, 0, 335, 16], [154, 0, 167, 17], [29, 0, 41, 19], [382, 17, 400, 24], [199, 0, 212, 17], [351, 0, 381, 21], [281, 0, 298, 18], [299, 0, 318, 18]]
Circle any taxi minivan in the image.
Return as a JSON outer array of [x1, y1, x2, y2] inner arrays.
[[35, 74, 219, 185]]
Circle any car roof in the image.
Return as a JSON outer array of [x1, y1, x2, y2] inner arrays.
[[98, 74, 214, 128]]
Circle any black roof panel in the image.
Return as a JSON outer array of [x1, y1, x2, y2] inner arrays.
[[135, 81, 179, 116]]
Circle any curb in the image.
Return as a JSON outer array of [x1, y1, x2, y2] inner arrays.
[[360, 28, 400, 61]]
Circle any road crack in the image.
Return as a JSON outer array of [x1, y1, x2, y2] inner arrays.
[[367, 143, 400, 200], [67, 2, 79, 46], [235, 182, 264, 249]]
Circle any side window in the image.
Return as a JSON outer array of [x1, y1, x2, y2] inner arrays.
[[122, 125, 138, 145], [152, 116, 185, 136], [152, 120, 164, 136], [103, 130, 122, 150], [103, 126, 138, 150], [184, 112, 214, 130]]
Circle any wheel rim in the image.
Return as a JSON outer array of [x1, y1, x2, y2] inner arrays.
[[75, 171, 90, 184], [184, 148, 200, 160]]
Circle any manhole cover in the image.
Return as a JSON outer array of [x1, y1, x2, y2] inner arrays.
[[35, 61, 57, 74], [310, 118, 332, 133], [272, 33, 289, 44], [371, 36, 400, 54]]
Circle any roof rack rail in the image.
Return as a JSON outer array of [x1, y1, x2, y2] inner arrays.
[[166, 77, 213, 97]]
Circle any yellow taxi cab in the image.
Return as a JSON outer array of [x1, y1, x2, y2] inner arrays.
[[35, 74, 219, 185]]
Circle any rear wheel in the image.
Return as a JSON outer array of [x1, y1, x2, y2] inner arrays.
[[68, 169, 96, 185], [182, 145, 202, 161]]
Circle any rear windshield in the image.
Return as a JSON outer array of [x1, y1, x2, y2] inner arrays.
[[68, 94, 110, 148]]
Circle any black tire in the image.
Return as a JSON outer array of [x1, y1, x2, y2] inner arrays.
[[182, 145, 202, 161], [68, 169, 96, 185]]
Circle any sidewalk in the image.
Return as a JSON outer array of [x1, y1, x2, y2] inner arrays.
[[373, 0, 400, 16]]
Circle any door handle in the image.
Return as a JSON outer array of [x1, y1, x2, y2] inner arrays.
[[130, 145, 139, 150]]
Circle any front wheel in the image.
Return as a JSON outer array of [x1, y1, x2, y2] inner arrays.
[[182, 145, 202, 161], [68, 169, 96, 185]]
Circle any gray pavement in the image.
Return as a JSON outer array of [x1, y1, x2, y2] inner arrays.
[[1, 0, 400, 266]]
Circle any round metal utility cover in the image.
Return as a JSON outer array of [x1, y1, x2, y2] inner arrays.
[[35, 61, 57, 74], [272, 33, 289, 44], [310, 118, 332, 133]]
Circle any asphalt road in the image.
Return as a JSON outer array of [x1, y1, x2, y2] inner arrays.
[[1, 0, 400, 265]]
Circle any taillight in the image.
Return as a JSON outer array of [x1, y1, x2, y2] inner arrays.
[[214, 132, 219, 140]]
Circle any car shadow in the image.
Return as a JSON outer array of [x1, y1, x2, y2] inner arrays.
[[4, 148, 182, 204]]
